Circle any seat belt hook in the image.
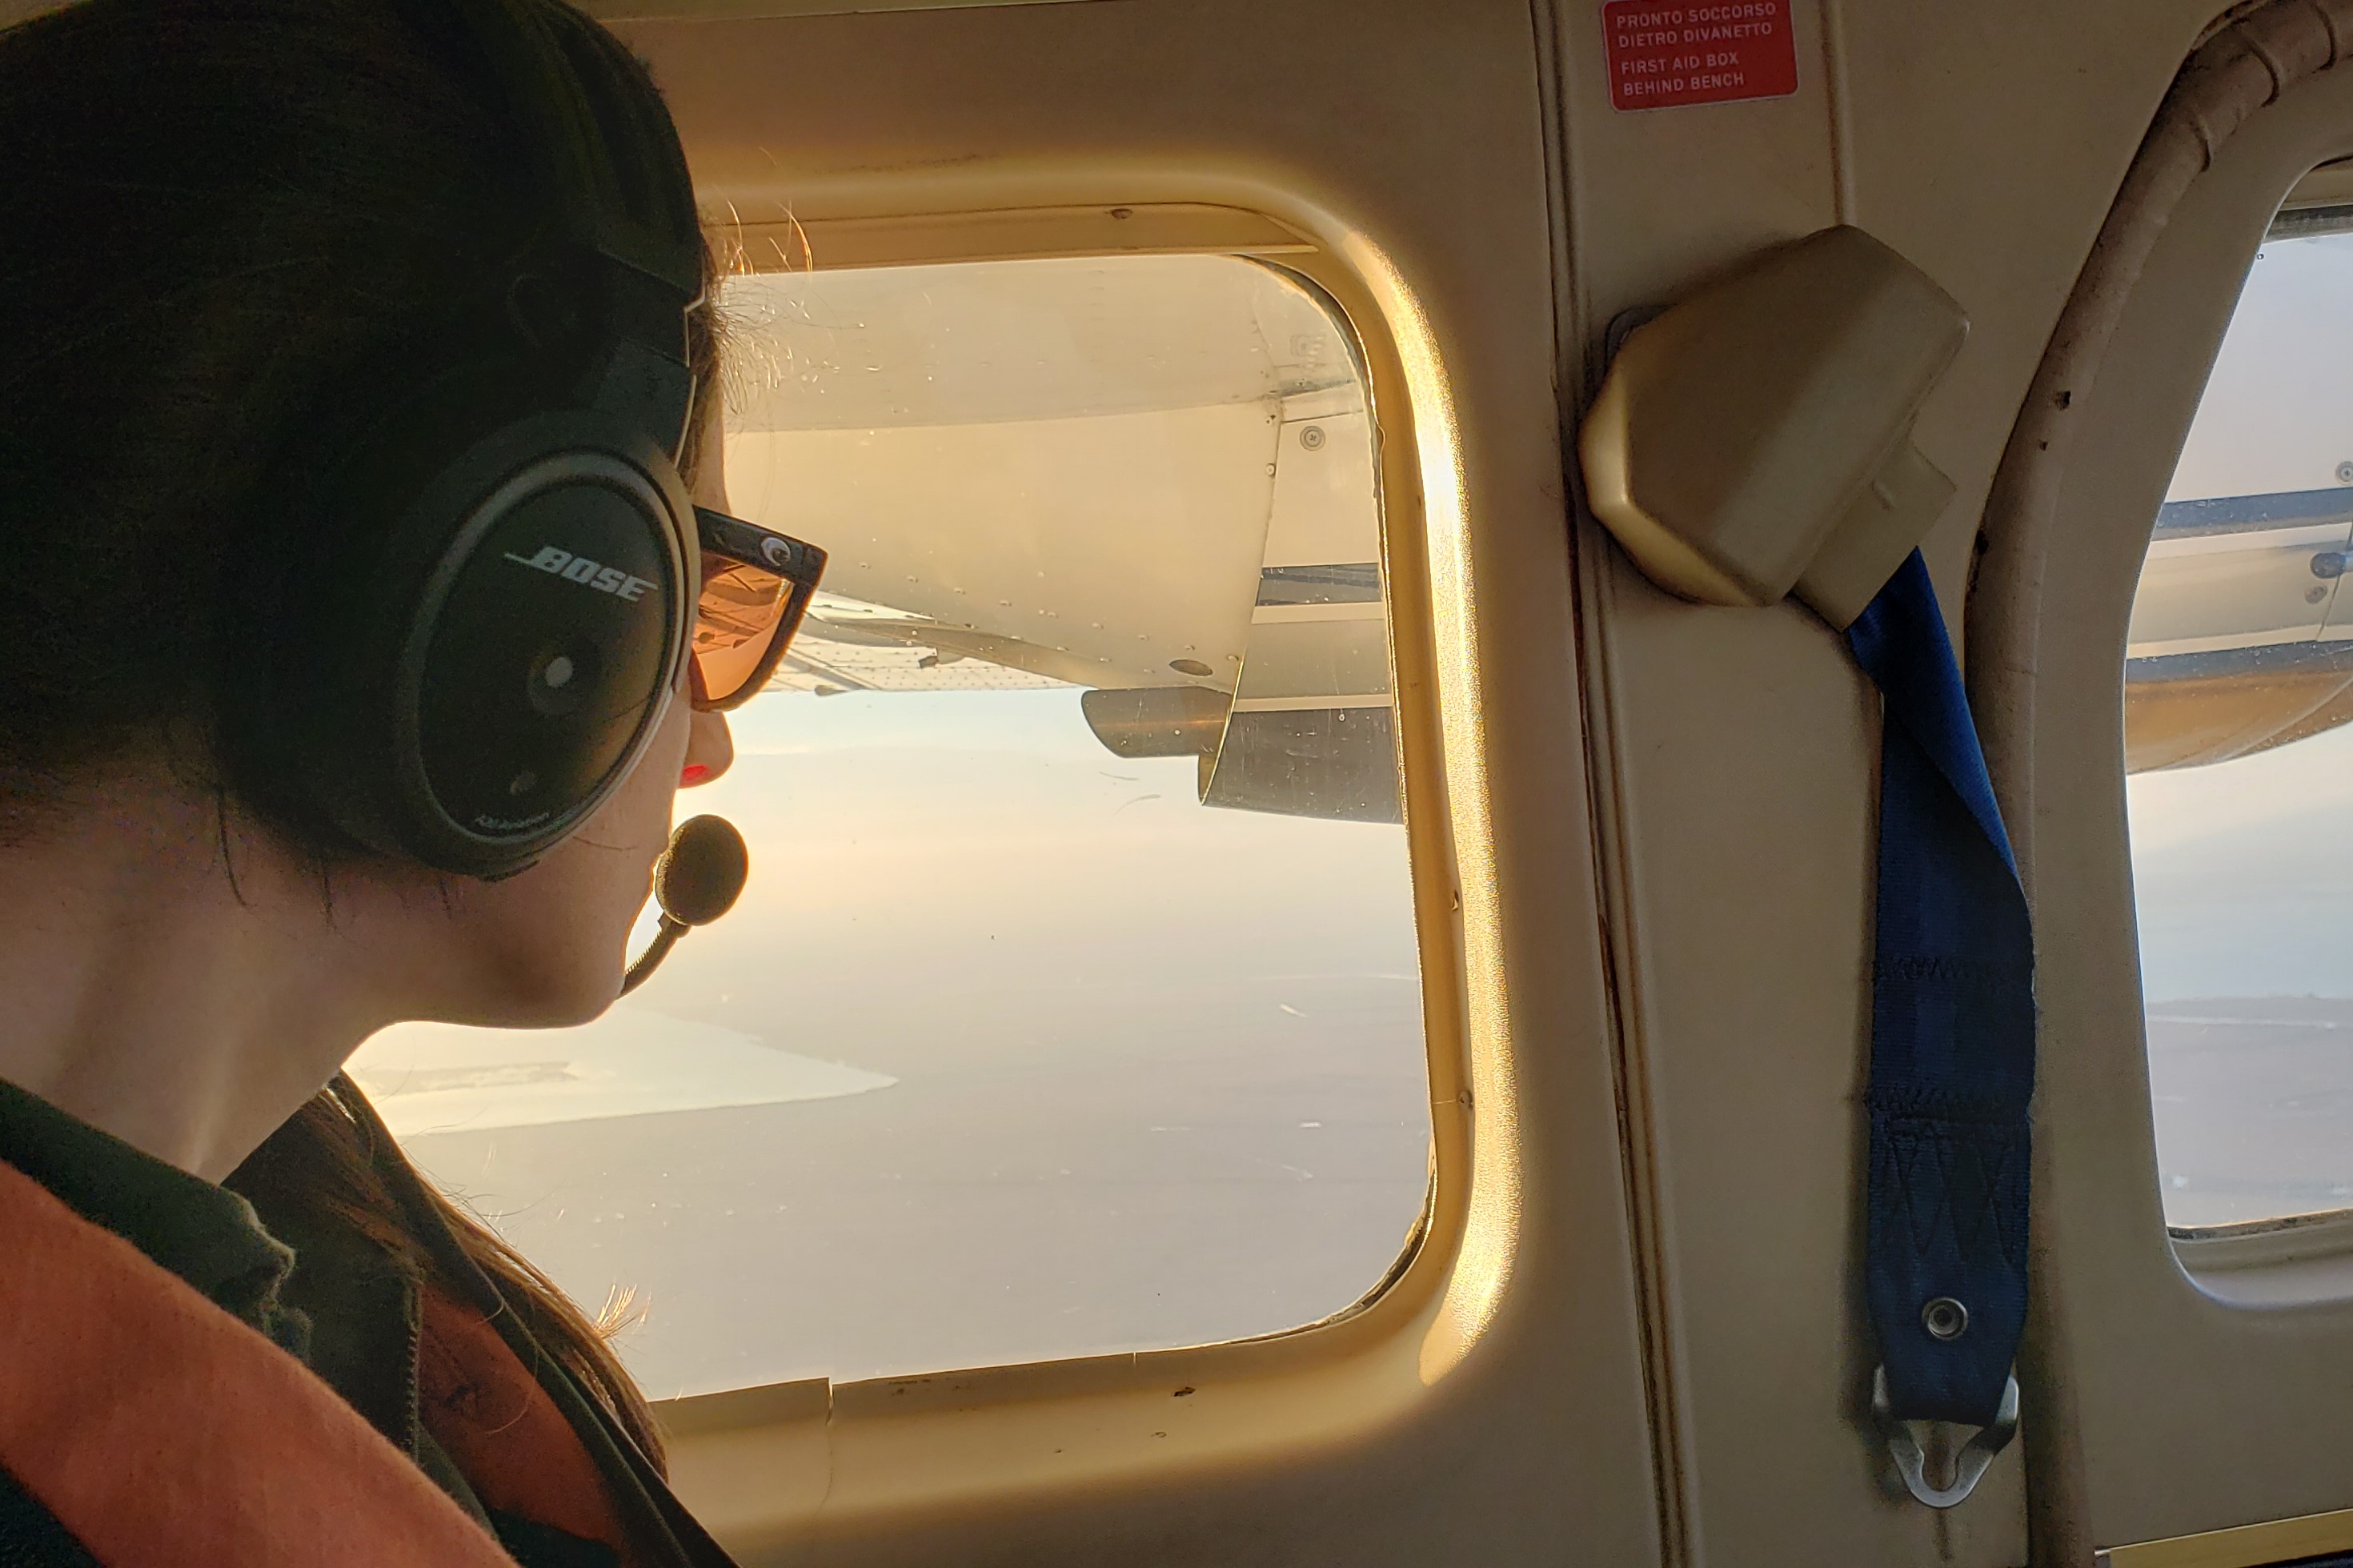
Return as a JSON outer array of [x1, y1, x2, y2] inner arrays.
[[1871, 1365, 2019, 1509]]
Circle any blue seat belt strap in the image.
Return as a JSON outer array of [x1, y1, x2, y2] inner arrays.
[[1842, 552, 2035, 1476]]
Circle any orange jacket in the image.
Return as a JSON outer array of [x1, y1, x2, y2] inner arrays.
[[0, 1154, 687, 1566]]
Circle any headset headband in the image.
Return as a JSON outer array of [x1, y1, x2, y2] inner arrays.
[[426, 0, 704, 447]]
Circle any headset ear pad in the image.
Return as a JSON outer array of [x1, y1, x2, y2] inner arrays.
[[262, 406, 692, 877]]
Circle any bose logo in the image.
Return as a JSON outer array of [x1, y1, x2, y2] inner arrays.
[[760, 536, 795, 570], [504, 546, 655, 603]]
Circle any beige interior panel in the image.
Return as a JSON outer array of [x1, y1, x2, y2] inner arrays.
[[1551, 2, 2219, 1564], [553, 0, 2297, 1562]]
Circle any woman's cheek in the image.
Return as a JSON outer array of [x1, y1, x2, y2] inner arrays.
[[456, 695, 691, 1023]]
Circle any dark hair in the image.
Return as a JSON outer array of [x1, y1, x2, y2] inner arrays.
[[232, 1077, 671, 1466], [0, 0, 717, 1467]]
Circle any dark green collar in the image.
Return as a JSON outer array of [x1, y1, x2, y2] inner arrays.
[[0, 1076, 297, 1337]]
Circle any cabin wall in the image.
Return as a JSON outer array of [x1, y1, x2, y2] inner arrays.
[[1553, 1, 2220, 1563], [596, 2, 2263, 1562]]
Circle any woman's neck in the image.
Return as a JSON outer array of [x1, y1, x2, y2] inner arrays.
[[0, 773, 395, 1181]]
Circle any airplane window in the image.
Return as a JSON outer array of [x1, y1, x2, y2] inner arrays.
[[351, 254, 1434, 1396], [2126, 163, 2353, 1232]]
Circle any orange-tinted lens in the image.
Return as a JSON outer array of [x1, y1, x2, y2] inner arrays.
[[693, 560, 790, 707]]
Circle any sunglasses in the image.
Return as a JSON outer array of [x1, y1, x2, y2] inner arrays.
[[690, 507, 828, 712]]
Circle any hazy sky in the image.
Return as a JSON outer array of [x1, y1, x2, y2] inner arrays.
[[364, 687, 1425, 1098], [2168, 231, 2353, 502], [363, 688, 1430, 1390], [2129, 716, 2353, 1001]]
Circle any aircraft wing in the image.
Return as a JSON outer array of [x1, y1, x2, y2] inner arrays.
[[769, 594, 1072, 696], [722, 255, 1400, 820]]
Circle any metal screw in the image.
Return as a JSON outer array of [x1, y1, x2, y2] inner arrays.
[[2337, 460, 2353, 484], [1921, 1297, 1970, 1341], [1300, 425, 1326, 451]]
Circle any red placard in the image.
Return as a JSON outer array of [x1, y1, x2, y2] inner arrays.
[[1602, 0, 1799, 112]]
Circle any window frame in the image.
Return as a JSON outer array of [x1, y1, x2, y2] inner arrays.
[[1966, 18, 2353, 1557], [649, 200, 1481, 1537], [2011, 138, 2353, 1279]]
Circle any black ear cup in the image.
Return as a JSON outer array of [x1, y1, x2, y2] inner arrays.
[[262, 407, 691, 877]]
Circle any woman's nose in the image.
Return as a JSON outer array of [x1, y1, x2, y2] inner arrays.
[[681, 706, 734, 788]]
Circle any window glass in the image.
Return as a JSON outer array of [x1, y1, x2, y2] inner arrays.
[[353, 255, 1434, 1396], [2127, 165, 2353, 1230]]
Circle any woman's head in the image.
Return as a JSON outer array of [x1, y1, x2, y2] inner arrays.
[[0, 4, 741, 1464], [0, 0, 732, 1033]]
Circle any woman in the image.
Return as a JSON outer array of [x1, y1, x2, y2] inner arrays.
[[0, 1, 770, 1562]]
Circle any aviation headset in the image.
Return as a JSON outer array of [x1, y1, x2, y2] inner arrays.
[[237, 0, 706, 879]]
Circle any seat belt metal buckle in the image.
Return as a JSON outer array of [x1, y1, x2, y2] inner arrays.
[[1871, 1365, 2019, 1509]]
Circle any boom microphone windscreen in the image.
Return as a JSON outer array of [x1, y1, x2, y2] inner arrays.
[[619, 814, 748, 994], [652, 813, 748, 925]]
